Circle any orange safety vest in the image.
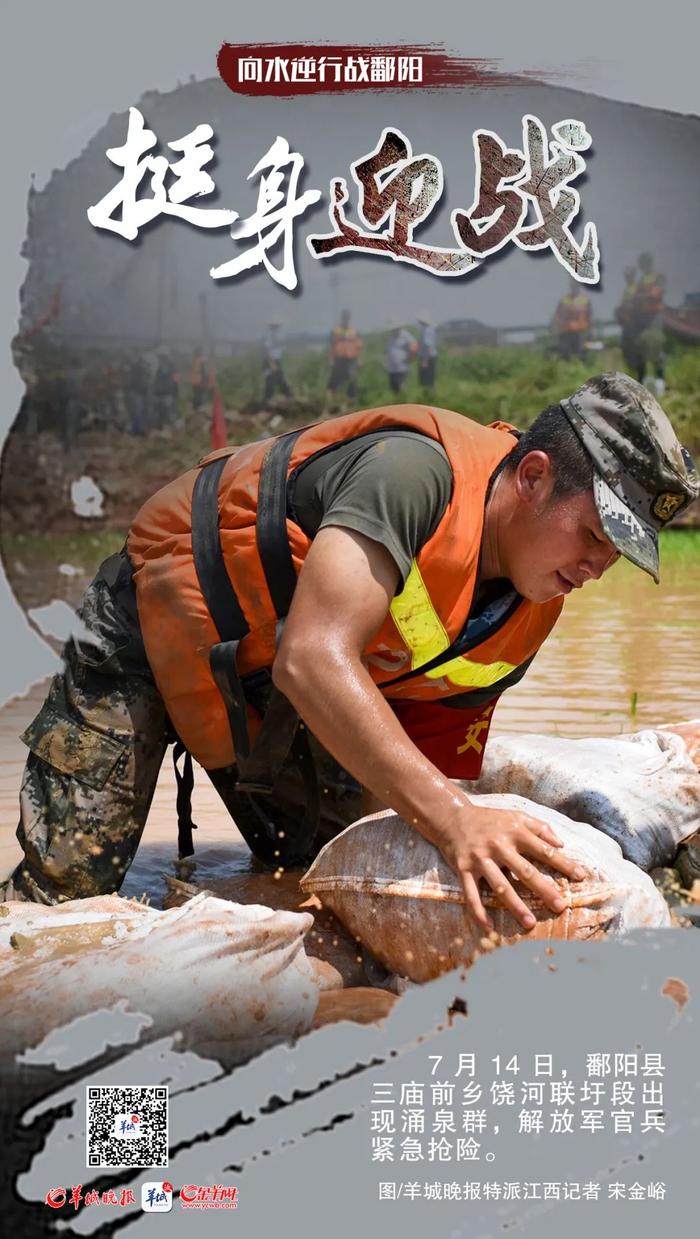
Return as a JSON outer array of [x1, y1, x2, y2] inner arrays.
[[127, 406, 564, 770], [189, 356, 209, 386], [331, 326, 362, 360], [556, 294, 591, 334], [636, 273, 664, 318]]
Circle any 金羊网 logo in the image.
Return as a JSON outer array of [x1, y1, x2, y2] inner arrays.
[[180, 1183, 239, 1209]]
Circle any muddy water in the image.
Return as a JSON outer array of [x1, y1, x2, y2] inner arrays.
[[0, 538, 698, 910], [495, 543, 700, 737]]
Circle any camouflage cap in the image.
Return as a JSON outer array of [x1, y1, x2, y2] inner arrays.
[[560, 372, 700, 583]]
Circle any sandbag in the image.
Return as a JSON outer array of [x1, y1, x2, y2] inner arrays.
[[300, 795, 671, 984], [658, 720, 700, 771], [0, 894, 153, 961], [466, 728, 700, 870], [311, 987, 398, 1029], [0, 892, 322, 1065]]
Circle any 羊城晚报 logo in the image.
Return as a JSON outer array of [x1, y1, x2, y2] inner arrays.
[[141, 1181, 173, 1212]]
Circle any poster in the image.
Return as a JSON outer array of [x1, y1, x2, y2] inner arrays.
[[1, 3, 699, 1234]]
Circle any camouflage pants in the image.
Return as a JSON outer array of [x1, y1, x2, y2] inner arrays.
[[0, 568, 362, 905], [0, 574, 168, 904]]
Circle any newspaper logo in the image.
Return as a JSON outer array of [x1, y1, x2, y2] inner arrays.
[[142, 1181, 173, 1213], [180, 1184, 239, 1209], [114, 1113, 143, 1139]]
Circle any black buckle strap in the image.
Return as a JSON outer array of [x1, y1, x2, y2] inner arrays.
[[252, 432, 321, 849], [234, 680, 300, 792], [173, 740, 198, 858], [210, 640, 251, 762], [191, 454, 249, 643], [191, 451, 254, 764], [256, 430, 304, 617]]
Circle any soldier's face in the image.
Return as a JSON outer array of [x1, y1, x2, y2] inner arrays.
[[509, 483, 620, 602]]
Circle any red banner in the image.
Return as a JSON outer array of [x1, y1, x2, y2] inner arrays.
[[217, 43, 540, 97]]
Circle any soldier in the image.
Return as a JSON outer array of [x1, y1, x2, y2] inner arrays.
[[327, 310, 362, 410], [262, 321, 292, 402], [635, 253, 667, 395], [416, 313, 438, 393], [2, 374, 698, 934], [615, 266, 642, 378], [385, 321, 418, 395], [123, 354, 150, 436], [189, 349, 212, 414], [552, 279, 591, 360], [151, 349, 179, 428]]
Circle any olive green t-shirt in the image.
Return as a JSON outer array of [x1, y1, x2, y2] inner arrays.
[[287, 427, 522, 708], [288, 429, 453, 589]]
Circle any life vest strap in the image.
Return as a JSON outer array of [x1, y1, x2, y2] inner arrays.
[[256, 430, 304, 618], [210, 639, 251, 761], [192, 454, 249, 643], [191, 437, 322, 857], [173, 740, 199, 859]]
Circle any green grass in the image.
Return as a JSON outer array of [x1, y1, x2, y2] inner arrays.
[[4, 339, 699, 579], [657, 528, 700, 562], [3, 529, 124, 571], [217, 336, 700, 455]]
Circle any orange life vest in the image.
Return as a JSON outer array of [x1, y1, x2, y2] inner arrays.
[[331, 326, 362, 360], [127, 406, 564, 770], [636, 273, 664, 319], [556, 294, 591, 334], [189, 356, 209, 386]]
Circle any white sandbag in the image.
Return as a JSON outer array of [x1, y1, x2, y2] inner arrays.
[[466, 729, 700, 870], [0, 894, 152, 964], [0, 892, 321, 1064], [301, 795, 671, 984]]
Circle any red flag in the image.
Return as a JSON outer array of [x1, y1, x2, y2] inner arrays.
[[210, 381, 227, 450]]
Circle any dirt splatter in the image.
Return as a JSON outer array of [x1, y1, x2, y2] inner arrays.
[[447, 997, 468, 1026], [299, 893, 323, 911], [661, 976, 689, 1011]]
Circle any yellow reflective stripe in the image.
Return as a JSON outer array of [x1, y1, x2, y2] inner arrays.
[[425, 656, 515, 688], [390, 560, 449, 669], [390, 560, 516, 689]]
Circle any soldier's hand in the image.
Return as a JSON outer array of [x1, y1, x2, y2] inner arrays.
[[435, 800, 591, 932]]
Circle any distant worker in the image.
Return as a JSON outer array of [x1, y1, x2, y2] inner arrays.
[[124, 354, 150, 436], [385, 322, 418, 395], [190, 349, 213, 414], [417, 314, 438, 393], [59, 362, 84, 453], [552, 279, 591, 359], [635, 253, 666, 395], [615, 267, 641, 378], [152, 349, 179, 428], [262, 321, 292, 402], [327, 310, 362, 409]]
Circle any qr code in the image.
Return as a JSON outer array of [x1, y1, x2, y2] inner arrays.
[[86, 1086, 168, 1168]]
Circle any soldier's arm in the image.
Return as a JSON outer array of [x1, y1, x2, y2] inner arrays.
[[273, 526, 587, 930]]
